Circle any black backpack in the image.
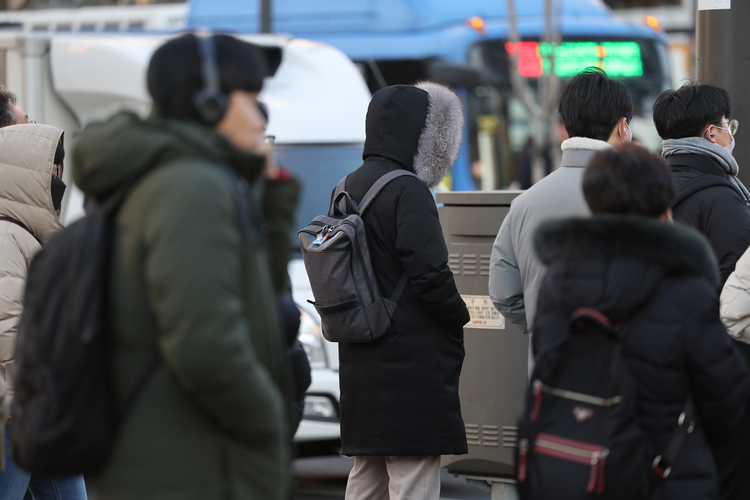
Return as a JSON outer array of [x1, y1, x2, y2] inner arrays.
[[298, 170, 413, 343], [517, 297, 695, 500], [8, 167, 162, 476], [10, 163, 251, 476]]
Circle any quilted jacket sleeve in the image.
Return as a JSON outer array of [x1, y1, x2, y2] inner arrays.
[[140, 164, 286, 449], [0, 229, 32, 395], [685, 277, 750, 445], [489, 213, 527, 333], [394, 180, 469, 331], [262, 176, 301, 296], [720, 246, 750, 343], [695, 187, 750, 286]]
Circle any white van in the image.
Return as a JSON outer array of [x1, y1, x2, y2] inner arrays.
[[0, 30, 370, 452]]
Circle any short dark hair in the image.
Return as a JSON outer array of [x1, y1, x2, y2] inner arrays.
[[147, 33, 267, 123], [558, 67, 634, 141], [652, 82, 731, 139], [583, 144, 675, 217], [0, 85, 18, 128]]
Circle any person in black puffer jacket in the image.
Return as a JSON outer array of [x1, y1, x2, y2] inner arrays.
[[653, 83, 750, 286], [337, 83, 470, 500], [533, 145, 750, 500]]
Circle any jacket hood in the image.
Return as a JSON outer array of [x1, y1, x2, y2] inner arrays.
[[72, 112, 265, 198], [362, 82, 463, 188], [534, 216, 719, 321], [0, 124, 64, 241]]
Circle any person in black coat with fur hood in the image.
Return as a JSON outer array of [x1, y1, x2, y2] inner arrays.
[[338, 83, 470, 500], [533, 145, 750, 500]]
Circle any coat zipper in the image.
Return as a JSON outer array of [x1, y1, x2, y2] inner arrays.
[[533, 433, 608, 495]]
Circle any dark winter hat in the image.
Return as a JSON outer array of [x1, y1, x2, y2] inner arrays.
[[147, 33, 267, 123]]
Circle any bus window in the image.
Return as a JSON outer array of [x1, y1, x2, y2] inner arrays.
[[469, 35, 670, 188]]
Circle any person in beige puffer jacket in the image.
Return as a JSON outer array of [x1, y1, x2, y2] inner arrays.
[[721, 248, 750, 344], [0, 124, 64, 398], [0, 123, 87, 498]]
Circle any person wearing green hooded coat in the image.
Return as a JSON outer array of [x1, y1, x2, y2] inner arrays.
[[71, 33, 295, 500]]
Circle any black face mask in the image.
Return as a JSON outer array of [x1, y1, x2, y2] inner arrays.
[[51, 176, 66, 212]]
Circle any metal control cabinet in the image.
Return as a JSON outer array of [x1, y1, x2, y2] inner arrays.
[[438, 191, 527, 481]]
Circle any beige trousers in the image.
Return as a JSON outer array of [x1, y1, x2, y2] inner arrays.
[[344, 456, 441, 500]]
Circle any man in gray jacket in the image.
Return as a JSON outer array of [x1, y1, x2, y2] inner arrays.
[[488, 68, 633, 360]]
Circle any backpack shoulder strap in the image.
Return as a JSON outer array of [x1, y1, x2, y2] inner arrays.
[[333, 175, 348, 199], [328, 175, 351, 217], [673, 176, 739, 208], [652, 397, 695, 479], [358, 170, 419, 216], [99, 162, 162, 215], [359, 170, 418, 304]]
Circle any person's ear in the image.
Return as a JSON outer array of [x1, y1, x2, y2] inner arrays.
[[704, 125, 717, 144], [660, 207, 673, 223], [619, 117, 631, 144]]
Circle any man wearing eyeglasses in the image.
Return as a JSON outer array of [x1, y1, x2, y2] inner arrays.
[[654, 83, 750, 500], [654, 83, 749, 286]]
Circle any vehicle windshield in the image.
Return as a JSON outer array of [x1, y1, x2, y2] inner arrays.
[[466, 36, 670, 188], [275, 143, 364, 248]]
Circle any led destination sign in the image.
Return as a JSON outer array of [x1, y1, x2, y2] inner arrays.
[[505, 41, 644, 78]]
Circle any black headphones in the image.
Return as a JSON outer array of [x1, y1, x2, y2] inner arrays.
[[193, 30, 229, 126]]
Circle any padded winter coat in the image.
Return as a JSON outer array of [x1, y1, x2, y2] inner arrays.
[[72, 112, 292, 500], [667, 153, 750, 286], [721, 246, 750, 344], [488, 137, 611, 338], [337, 85, 470, 456], [0, 124, 64, 398], [533, 216, 750, 500], [0, 124, 63, 471]]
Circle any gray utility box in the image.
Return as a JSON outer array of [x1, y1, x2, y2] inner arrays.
[[438, 191, 528, 481]]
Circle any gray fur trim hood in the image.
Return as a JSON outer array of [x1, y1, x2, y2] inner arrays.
[[362, 83, 464, 189], [534, 215, 720, 288], [412, 82, 464, 188]]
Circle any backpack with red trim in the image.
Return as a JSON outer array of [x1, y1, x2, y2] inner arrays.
[[517, 307, 659, 500]]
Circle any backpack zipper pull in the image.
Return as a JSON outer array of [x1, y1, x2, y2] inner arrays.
[[518, 439, 529, 483], [313, 225, 328, 245], [320, 225, 335, 244], [530, 380, 543, 423]]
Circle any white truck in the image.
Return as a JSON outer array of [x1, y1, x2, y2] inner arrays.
[[0, 29, 370, 453]]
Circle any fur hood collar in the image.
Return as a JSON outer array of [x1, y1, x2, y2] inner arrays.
[[535, 215, 719, 288], [362, 82, 463, 189], [412, 82, 463, 188], [560, 137, 613, 152]]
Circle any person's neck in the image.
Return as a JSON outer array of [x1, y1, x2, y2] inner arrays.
[[606, 131, 623, 148]]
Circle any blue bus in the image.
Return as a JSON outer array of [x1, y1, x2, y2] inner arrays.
[[188, 0, 671, 190]]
